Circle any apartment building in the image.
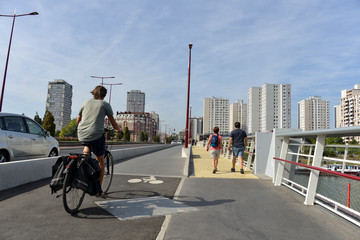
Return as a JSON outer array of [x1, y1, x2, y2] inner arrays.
[[126, 90, 145, 113], [46, 79, 72, 131], [298, 96, 329, 131], [229, 100, 247, 132], [334, 105, 341, 128], [248, 83, 291, 134], [203, 97, 229, 135], [340, 84, 360, 128], [190, 117, 203, 141]]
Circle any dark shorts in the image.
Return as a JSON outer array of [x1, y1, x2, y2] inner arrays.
[[233, 146, 245, 157], [83, 135, 105, 156]]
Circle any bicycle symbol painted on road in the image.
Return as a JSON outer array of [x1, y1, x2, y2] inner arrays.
[[128, 176, 164, 185]]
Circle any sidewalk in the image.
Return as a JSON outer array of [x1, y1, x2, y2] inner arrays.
[[191, 146, 258, 179]]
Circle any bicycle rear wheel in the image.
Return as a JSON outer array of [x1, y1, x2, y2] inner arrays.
[[62, 169, 85, 214], [102, 151, 114, 193]]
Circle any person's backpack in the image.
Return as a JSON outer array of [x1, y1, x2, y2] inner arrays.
[[210, 134, 219, 148], [49, 156, 70, 194]]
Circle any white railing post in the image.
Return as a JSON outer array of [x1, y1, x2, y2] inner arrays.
[[342, 145, 348, 173], [304, 134, 326, 205], [246, 139, 255, 170], [274, 137, 289, 186]]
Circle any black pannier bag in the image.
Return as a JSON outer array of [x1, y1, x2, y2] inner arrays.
[[49, 156, 70, 194], [73, 156, 102, 196]]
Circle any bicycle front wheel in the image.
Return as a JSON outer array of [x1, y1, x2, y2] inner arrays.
[[102, 151, 114, 193], [62, 170, 85, 214]]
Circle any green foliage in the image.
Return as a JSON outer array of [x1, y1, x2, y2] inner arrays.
[[140, 131, 145, 142], [326, 137, 344, 145], [153, 135, 160, 143], [42, 110, 56, 136], [349, 139, 358, 145], [123, 127, 130, 141], [166, 136, 173, 144], [34, 112, 42, 125], [115, 131, 124, 141], [59, 119, 77, 138]]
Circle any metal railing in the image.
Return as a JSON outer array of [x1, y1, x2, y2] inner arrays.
[[273, 126, 360, 227]]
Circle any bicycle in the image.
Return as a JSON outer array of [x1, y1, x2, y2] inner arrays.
[[62, 137, 114, 214]]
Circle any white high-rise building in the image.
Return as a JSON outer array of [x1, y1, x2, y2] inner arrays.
[[46, 79, 73, 131], [203, 97, 229, 135], [340, 84, 360, 128], [248, 87, 261, 134], [190, 117, 203, 141], [248, 83, 291, 134], [334, 105, 341, 128], [229, 100, 247, 132], [298, 96, 329, 131], [126, 90, 145, 113]]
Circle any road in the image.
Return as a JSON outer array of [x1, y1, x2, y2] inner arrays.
[[1, 145, 359, 240]]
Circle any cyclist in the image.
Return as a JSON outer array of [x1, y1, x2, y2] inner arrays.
[[77, 85, 122, 198]]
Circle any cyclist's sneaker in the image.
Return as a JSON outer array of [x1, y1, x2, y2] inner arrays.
[[96, 192, 107, 199], [231, 168, 235, 172], [240, 169, 244, 174]]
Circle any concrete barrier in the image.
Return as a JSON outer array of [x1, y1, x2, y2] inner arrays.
[[0, 144, 175, 191]]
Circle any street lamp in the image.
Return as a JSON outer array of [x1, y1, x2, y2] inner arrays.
[[184, 43, 193, 148], [91, 75, 115, 86], [0, 11, 39, 111], [102, 82, 123, 104]]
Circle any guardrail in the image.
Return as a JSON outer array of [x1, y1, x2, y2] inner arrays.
[[273, 126, 360, 226], [0, 144, 175, 191]]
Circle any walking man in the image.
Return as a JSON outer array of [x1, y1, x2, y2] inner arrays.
[[228, 122, 247, 174]]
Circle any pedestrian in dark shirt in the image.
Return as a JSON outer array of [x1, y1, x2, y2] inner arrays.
[[228, 122, 247, 174]]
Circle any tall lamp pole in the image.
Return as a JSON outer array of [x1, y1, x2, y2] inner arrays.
[[102, 82, 122, 104], [0, 11, 39, 111], [102, 82, 122, 140], [184, 43, 193, 148], [91, 75, 115, 86]]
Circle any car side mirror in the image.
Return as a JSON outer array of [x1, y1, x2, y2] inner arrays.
[[46, 131, 51, 137]]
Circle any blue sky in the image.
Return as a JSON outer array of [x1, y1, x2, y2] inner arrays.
[[1, 0, 360, 133]]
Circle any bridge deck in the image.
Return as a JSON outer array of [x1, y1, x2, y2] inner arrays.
[[191, 146, 258, 179], [0, 145, 359, 240]]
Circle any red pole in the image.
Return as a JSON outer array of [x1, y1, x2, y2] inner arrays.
[[347, 183, 351, 208], [184, 43, 192, 148]]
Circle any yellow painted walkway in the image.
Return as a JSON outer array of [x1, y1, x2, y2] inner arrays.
[[191, 146, 259, 179]]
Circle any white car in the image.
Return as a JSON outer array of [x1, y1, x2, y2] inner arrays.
[[0, 113, 59, 162]]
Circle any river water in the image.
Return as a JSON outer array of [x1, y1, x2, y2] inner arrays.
[[292, 173, 360, 212]]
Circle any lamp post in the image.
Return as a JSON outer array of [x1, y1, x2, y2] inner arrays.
[[184, 43, 193, 148], [0, 11, 39, 111], [102, 82, 122, 140], [102, 82, 122, 104], [91, 75, 115, 86]]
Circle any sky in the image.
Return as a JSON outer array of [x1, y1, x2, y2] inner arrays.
[[1, 0, 360, 133]]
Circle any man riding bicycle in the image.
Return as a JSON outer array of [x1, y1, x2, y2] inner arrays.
[[77, 85, 122, 198]]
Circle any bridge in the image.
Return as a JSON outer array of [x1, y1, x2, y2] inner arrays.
[[0, 130, 359, 239]]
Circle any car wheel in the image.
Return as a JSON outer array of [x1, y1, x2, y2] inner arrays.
[[0, 150, 9, 163], [49, 148, 58, 157]]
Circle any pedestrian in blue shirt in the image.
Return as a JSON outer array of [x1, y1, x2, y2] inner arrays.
[[228, 122, 247, 174]]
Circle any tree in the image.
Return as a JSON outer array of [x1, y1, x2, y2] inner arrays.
[[42, 110, 56, 136], [153, 135, 160, 143], [123, 127, 130, 141], [59, 119, 77, 138], [34, 112, 42, 125], [140, 131, 145, 142], [115, 131, 124, 141], [144, 132, 148, 142]]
